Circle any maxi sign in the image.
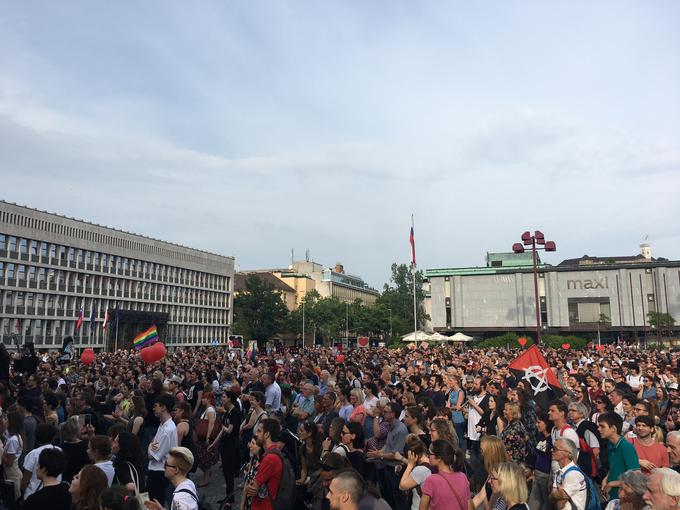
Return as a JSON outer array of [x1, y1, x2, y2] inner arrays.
[[567, 278, 609, 290]]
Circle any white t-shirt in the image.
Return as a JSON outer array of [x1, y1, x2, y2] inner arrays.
[[95, 459, 115, 487], [172, 479, 199, 510], [467, 393, 486, 441], [554, 462, 587, 510], [23, 444, 63, 498], [410, 465, 432, 510], [5, 435, 22, 461]]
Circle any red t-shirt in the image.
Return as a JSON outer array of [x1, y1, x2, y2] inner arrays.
[[629, 437, 670, 474], [252, 446, 283, 510]]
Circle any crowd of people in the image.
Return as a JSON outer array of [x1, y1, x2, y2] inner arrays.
[[0, 341, 680, 510]]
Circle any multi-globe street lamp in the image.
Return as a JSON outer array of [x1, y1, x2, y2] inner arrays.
[[512, 231, 556, 346]]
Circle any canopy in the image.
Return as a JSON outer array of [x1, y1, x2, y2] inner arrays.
[[449, 332, 474, 342], [401, 331, 431, 342], [427, 332, 451, 342]]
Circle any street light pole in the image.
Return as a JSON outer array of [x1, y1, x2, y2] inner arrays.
[[345, 302, 349, 345], [512, 231, 556, 347], [302, 299, 305, 348], [387, 308, 393, 340]]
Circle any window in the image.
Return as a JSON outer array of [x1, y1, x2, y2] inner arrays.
[[28, 266, 36, 281], [8, 236, 16, 252], [16, 292, 24, 306], [17, 265, 25, 280], [38, 268, 46, 282], [3, 291, 12, 306], [68, 247, 75, 260], [19, 238, 27, 253], [30, 240, 38, 255], [78, 250, 84, 263], [49, 244, 56, 258], [0, 234, 5, 250], [6, 263, 15, 279], [26, 293, 34, 306]]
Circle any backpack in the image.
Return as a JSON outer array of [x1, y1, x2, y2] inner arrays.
[[563, 465, 600, 510], [575, 421, 604, 479], [264, 448, 296, 510], [176, 487, 204, 510]]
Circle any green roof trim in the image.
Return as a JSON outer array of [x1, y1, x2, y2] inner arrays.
[[486, 251, 538, 267], [425, 264, 549, 277]]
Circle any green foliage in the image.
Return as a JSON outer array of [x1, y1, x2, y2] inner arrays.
[[540, 334, 588, 350], [472, 332, 588, 350], [648, 311, 676, 329], [473, 332, 522, 349], [376, 263, 429, 340], [233, 275, 289, 348]]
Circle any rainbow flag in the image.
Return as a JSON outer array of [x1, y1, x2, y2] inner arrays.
[[246, 341, 257, 360], [133, 326, 159, 350]]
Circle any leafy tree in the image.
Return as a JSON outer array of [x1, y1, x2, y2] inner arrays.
[[377, 263, 429, 340], [647, 311, 676, 330], [233, 275, 289, 350]]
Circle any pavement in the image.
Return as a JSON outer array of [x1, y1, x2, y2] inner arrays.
[[191, 464, 243, 510]]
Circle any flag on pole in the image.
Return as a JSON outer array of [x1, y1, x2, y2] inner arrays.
[[102, 309, 109, 330], [75, 304, 84, 332], [133, 326, 159, 350], [409, 226, 416, 267], [508, 344, 564, 410], [246, 341, 257, 360], [89, 305, 96, 335]]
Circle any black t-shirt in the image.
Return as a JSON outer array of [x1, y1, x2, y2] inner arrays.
[[223, 406, 242, 443], [60, 440, 90, 483], [113, 460, 147, 492], [23, 482, 71, 510], [188, 381, 205, 410]]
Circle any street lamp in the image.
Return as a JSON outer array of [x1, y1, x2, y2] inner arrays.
[[387, 308, 393, 340], [512, 230, 556, 346]]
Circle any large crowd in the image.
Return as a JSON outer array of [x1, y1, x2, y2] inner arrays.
[[0, 341, 679, 510]]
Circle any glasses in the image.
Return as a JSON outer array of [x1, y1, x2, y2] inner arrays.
[[164, 462, 178, 469], [552, 447, 569, 453]]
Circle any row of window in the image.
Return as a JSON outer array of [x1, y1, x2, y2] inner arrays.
[[0, 210, 226, 267], [0, 233, 230, 291], [0, 291, 230, 324], [0, 263, 229, 308]]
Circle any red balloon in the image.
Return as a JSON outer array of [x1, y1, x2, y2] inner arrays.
[[562, 343, 570, 350], [518, 337, 527, 347], [596, 344, 605, 351], [153, 342, 166, 360], [140, 346, 155, 363], [336, 354, 345, 363], [80, 348, 95, 365]]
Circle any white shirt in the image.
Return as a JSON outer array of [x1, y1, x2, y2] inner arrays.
[[23, 444, 62, 498], [172, 479, 199, 510], [265, 382, 282, 412], [148, 417, 178, 472], [554, 461, 587, 510], [410, 465, 432, 510], [467, 392, 486, 441], [94, 459, 115, 487]]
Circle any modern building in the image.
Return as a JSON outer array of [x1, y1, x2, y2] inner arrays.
[[425, 245, 679, 339], [0, 201, 234, 351]]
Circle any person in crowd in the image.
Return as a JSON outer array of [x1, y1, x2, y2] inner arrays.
[[630, 415, 669, 474], [112, 432, 146, 493], [147, 393, 178, 504], [217, 390, 242, 508], [262, 373, 281, 413], [403, 406, 429, 447], [397, 435, 432, 510], [643, 467, 680, 510], [479, 394, 504, 436], [322, 417, 346, 457], [528, 412, 552, 510], [550, 438, 587, 510], [599, 411, 641, 501], [3, 409, 25, 500], [325, 469, 363, 510], [143, 447, 198, 510], [22, 423, 62, 498], [480, 435, 509, 493], [348, 388, 366, 427], [494, 461, 530, 510], [446, 375, 466, 451], [315, 391, 339, 436], [569, 401, 602, 480], [296, 419, 323, 502], [337, 387, 354, 421], [366, 398, 389, 452], [59, 416, 90, 484], [70, 465, 109, 510], [88, 435, 116, 486], [499, 402, 528, 465], [666, 430, 680, 472], [22, 448, 71, 510], [195, 390, 219, 487], [127, 396, 147, 437], [419, 439, 469, 510], [467, 376, 490, 489], [604, 469, 649, 510], [245, 418, 284, 510]]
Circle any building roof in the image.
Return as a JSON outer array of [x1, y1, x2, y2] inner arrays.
[[486, 251, 539, 267], [234, 271, 297, 293], [557, 254, 656, 267]]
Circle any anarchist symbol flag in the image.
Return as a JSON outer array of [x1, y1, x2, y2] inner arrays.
[[509, 344, 564, 411]]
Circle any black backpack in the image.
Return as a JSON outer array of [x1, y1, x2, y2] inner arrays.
[[263, 448, 296, 510]]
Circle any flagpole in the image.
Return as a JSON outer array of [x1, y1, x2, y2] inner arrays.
[[115, 305, 119, 352], [412, 214, 418, 344]]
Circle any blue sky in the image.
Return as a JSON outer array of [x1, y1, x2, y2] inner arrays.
[[1, 1, 679, 288]]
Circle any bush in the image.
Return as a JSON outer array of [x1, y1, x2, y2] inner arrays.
[[473, 332, 523, 349], [471, 332, 588, 350]]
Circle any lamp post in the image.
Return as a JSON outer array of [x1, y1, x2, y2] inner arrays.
[[387, 307, 393, 340], [302, 299, 305, 348], [512, 231, 556, 346]]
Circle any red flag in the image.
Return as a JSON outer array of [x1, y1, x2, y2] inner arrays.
[[409, 226, 416, 267], [75, 304, 84, 332], [102, 309, 109, 330], [509, 344, 564, 409]]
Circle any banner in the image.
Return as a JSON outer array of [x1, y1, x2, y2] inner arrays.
[[508, 344, 564, 409]]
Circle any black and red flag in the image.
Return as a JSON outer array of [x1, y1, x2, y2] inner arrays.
[[509, 344, 564, 411]]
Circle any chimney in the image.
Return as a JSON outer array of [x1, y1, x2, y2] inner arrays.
[[640, 244, 652, 260], [334, 262, 344, 274]]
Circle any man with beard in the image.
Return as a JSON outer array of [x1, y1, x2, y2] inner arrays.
[[630, 415, 669, 474]]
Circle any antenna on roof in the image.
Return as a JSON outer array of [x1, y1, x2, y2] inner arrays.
[[291, 248, 294, 265], [644, 234, 649, 241], [306, 249, 310, 262]]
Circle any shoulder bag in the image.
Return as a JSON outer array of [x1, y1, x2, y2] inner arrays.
[[127, 462, 150, 507]]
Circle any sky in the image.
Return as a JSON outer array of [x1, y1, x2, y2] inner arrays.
[[1, 1, 679, 289]]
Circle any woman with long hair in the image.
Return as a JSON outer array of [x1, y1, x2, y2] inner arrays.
[[217, 390, 242, 509], [418, 439, 469, 510], [591, 396, 614, 424], [470, 435, 509, 508], [70, 465, 109, 510], [87, 435, 115, 486], [527, 413, 552, 510], [321, 417, 345, 456], [343, 421, 369, 480], [2, 410, 24, 500], [397, 435, 433, 510], [404, 406, 430, 447], [447, 376, 466, 451], [126, 396, 146, 437], [195, 389, 219, 487], [112, 432, 146, 493], [493, 462, 530, 510], [429, 417, 459, 450], [296, 419, 322, 487]]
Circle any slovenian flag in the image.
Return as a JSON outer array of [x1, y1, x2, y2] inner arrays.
[[102, 309, 109, 330], [75, 304, 84, 332], [133, 326, 159, 350], [409, 226, 416, 267]]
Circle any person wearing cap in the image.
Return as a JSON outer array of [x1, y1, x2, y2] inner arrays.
[[169, 376, 185, 402], [143, 446, 198, 510]]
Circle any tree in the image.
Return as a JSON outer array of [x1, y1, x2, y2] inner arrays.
[[233, 275, 289, 350], [647, 311, 676, 330], [377, 263, 429, 340]]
